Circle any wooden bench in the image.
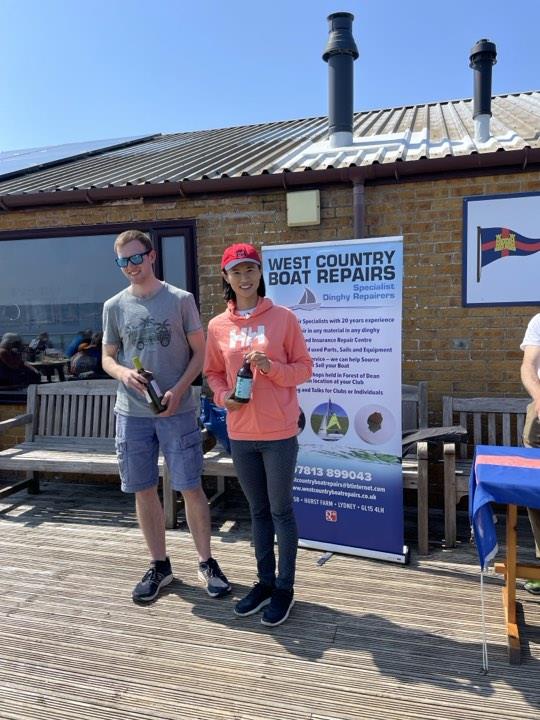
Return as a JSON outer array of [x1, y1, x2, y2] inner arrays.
[[0, 378, 229, 530], [0, 379, 179, 517], [442, 396, 530, 548], [0, 379, 135, 494]]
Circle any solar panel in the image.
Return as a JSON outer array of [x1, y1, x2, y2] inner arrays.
[[0, 136, 155, 181]]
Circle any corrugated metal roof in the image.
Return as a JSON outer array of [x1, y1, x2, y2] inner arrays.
[[0, 92, 539, 197]]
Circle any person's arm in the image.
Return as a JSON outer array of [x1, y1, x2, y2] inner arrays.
[[0, 348, 24, 370], [521, 345, 540, 418], [101, 343, 147, 397], [160, 328, 205, 417], [204, 324, 231, 406], [204, 323, 245, 413]]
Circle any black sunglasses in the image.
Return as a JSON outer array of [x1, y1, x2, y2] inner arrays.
[[115, 250, 152, 268]]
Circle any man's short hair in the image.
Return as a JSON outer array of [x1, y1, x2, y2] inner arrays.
[[114, 230, 153, 253]]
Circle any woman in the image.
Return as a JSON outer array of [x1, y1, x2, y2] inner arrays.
[[204, 243, 312, 626]]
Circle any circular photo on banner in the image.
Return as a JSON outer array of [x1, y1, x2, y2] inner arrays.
[[354, 404, 396, 445], [310, 399, 349, 441]]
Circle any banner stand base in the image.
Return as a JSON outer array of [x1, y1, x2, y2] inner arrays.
[[316, 551, 334, 567], [299, 539, 410, 565]]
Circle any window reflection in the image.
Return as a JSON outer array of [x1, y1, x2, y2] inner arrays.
[[161, 235, 187, 290], [0, 230, 191, 353], [0, 234, 123, 351]]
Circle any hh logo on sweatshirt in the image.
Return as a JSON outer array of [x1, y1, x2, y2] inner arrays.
[[229, 326, 266, 349]]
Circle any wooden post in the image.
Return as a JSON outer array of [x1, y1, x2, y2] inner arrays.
[[443, 442, 457, 547], [416, 441, 429, 555], [163, 463, 177, 529], [504, 504, 521, 664]]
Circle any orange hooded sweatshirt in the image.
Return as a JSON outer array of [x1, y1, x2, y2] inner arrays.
[[204, 297, 313, 441]]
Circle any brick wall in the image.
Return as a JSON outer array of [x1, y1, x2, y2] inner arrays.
[[1, 169, 539, 424]]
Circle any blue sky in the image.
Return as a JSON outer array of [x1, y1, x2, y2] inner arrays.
[[1, 0, 539, 151]]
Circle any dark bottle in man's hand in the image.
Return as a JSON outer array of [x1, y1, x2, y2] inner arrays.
[[132, 356, 166, 413], [232, 357, 253, 403]]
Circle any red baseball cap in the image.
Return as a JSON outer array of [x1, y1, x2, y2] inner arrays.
[[221, 243, 261, 271]]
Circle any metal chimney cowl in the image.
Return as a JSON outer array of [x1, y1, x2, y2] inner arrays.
[[469, 38, 497, 143], [322, 12, 359, 148]]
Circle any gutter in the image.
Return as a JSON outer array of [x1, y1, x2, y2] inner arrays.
[[0, 147, 539, 211]]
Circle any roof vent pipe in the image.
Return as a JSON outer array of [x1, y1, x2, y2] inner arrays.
[[322, 12, 359, 148], [469, 39, 497, 143]]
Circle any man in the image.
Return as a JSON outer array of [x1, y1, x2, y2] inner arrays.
[[519, 312, 540, 594], [102, 229, 231, 603]]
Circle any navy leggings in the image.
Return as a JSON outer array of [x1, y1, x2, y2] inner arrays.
[[230, 436, 299, 590]]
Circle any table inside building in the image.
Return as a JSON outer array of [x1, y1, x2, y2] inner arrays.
[[28, 357, 70, 383]]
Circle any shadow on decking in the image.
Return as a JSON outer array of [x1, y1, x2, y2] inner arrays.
[[2, 479, 540, 718], [146, 579, 540, 708]]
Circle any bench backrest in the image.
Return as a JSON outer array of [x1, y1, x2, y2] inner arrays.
[[402, 382, 428, 433], [26, 379, 118, 441], [24, 379, 427, 441], [442, 396, 530, 459]]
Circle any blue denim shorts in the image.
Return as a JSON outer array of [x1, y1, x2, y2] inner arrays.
[[115, 411, 203, 493]]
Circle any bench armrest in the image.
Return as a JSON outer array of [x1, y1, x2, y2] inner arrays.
[[402, 425, 467, 456], [0, 412, 33, 434]]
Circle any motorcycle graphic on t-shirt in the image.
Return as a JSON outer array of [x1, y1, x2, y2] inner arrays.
[[126, 318, 172, 351]]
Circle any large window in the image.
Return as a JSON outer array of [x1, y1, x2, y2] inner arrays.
[[0, 221, 196, 351]]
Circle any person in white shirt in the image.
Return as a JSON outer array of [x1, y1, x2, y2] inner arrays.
[[519, 312, 540, 594]]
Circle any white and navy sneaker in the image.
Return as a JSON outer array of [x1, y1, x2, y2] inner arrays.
[[132, 557, 173, 603], [198, 557, 232, 598], [261, 588, 294, 626], [234, 582, 274, 617]]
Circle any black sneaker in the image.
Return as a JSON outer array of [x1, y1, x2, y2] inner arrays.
[[198, 557, 232, 598], [132, 557, 173, 603], [261, 588, 295, 626], [234, 582, 274, 617]]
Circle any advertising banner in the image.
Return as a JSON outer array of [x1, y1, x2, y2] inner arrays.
[[262, 237, 406, 563]]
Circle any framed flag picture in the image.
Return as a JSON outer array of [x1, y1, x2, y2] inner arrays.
[[463, 191, 540, 306]]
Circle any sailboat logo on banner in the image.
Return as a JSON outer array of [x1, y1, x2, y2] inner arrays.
[[312, 398, 349, 441], [289, 287, 321, 311]]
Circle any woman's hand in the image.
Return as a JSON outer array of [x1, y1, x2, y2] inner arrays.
[[245, 349, 271, 374], [224, 391, 244, 412]]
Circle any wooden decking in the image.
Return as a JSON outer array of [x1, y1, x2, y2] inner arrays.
[[2, 479, 540, 720]]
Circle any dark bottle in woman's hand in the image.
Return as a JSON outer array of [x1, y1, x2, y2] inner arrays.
[[232, 357, 253, 403]]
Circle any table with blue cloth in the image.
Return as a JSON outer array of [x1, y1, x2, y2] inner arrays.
[[470, 445, 540, 663]]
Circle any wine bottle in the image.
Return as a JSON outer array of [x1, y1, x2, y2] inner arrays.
[[132, 356, 166, 413], [232, 357, 253, 403]]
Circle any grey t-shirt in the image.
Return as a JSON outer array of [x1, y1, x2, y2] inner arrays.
[[102, 282, 202, 417]]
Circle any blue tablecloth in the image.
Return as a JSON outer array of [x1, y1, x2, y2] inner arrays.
[[469, 445, 540, 570]]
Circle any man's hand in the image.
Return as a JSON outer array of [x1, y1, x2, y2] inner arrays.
[[224, 391, 244, 412], [121, 367, 148, 397], [159, 386, 184, 417]]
